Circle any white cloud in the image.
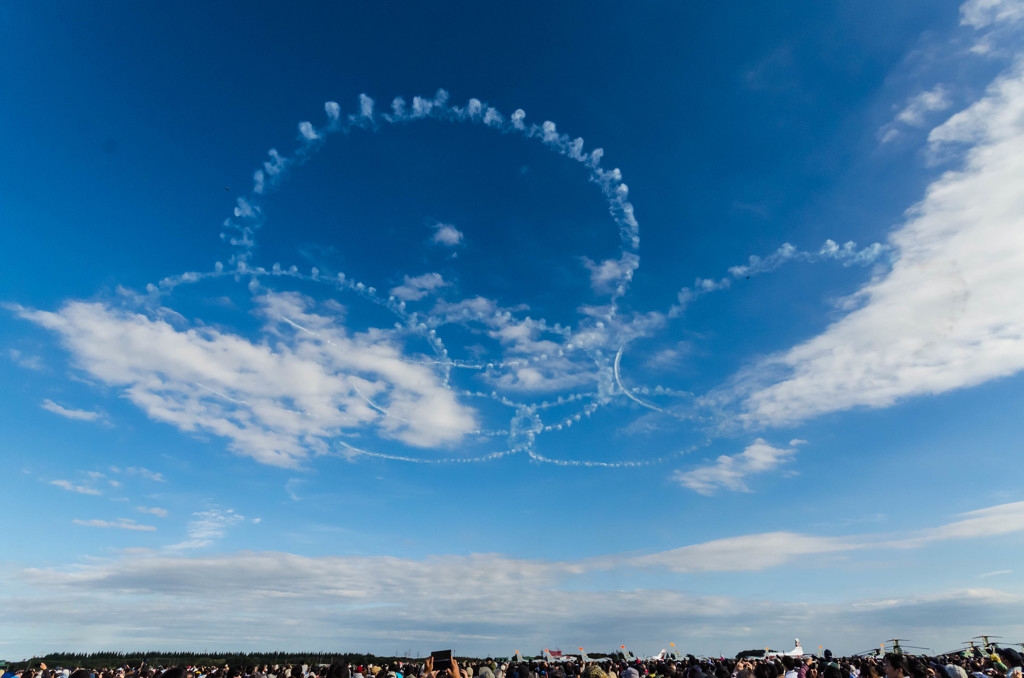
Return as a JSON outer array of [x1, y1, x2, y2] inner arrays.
[[40, 399, 104, 422], [124, 467, 165, 482], [672, 438, 800, 495], [919, 501, 1024, 541], [896, 85, 953, 126], [878, 85, 954, 143], [425, 294, 609, 394], [389, 272, 448, 302], [581, 253, 639, 295], [431, 222, 464, 247], [14, 501, 1024, 656], [487, 360, 595, 393], [169, 508, 245, 550], [879, 127, 902, 144], [18, 291, 479, 467], [484, 328, 598, 393], [627, 532, 856, 572], [961, 0, 1024, 28], [72, 518, 155, 531], [50, 479, 101, 496], [8, 348, 45, 371], [137, 506, 169, 518], [643, 343, 694, 371], [928, 59, 1024, 151], [627, 500, 1024, 571], [740, 58, 1024, 427]]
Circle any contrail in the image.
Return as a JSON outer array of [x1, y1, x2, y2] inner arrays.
[[614, 345, 666, 414], [337, 439, 519, 464]]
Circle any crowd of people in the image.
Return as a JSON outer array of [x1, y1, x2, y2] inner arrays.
[[5, 647, 1023, 678]]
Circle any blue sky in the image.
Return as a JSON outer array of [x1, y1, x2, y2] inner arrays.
[[3, 0, 1024, 660]]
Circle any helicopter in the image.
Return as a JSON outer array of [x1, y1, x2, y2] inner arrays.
[[855, 640, 930, 657], [973, 635, 1003, 653]]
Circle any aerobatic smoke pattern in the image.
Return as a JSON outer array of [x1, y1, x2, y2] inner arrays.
[[20, 90, 889, 470]]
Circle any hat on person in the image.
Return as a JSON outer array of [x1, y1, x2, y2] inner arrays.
[[998, 651, 1023, 669]]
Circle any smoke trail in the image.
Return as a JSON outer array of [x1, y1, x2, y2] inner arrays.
[[61, 90, 883, 471], [671, 239, 890, 316], [220, 90, 641, 301]]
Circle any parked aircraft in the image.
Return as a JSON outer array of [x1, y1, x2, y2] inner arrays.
[[765, 640, 806, 658], [612, 647, 639, 663], [541, 650, 579, 664]]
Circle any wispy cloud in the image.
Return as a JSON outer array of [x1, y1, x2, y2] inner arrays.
[[738, 57, 1024, 427], [35, 500, 1024, 578], [8, 348, 45, 371], [50, 479, 101, 496], [285, 478, 303, 501], [16, 500, 1024, 655], [960, 0, 1024, 28], [40, 399, 104, 423], [124, 467, 165, 482], [628, 500, 1024, 571], [581, 253, 640, 295], [137, 506, 169, 518], [72, 518, 156, 531], [389, 272, 448, 302], [627, 531, 854, 572], [897, 85, 953, 126], [979, 569, 1012, 578], [879, 85, 954, 143], [428, 294, 648, 397], [672, 438, 802, 495], [169, 508, 245, 550], [916, 501, 1024, 542]]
